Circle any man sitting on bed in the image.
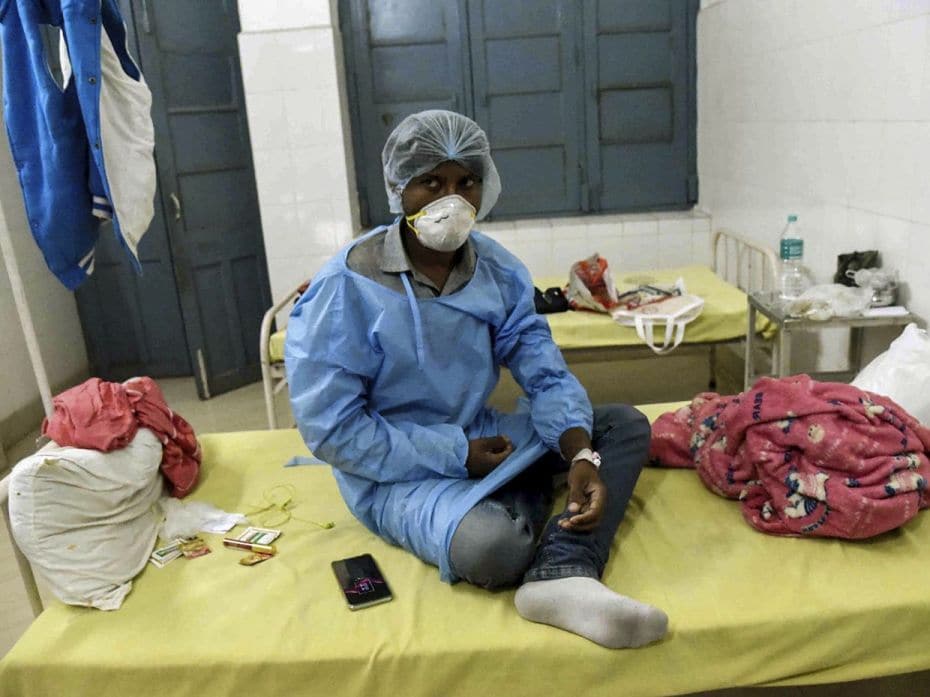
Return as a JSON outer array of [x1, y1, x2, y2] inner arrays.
[[285, 110, 667, 649]]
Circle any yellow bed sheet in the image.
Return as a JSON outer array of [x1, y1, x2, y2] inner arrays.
[[4, 403, 930, 697], [537, 264, 752, 350], [267, 265, 754, 362]]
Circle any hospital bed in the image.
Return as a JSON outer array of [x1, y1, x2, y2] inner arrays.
[[259, 229, 779, 429], [4, 402, 930, 697]]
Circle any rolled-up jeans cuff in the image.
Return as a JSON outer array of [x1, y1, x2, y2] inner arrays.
[[522, 564, 598, 584]]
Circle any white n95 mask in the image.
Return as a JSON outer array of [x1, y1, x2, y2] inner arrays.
[[405, 195, 476, 252]]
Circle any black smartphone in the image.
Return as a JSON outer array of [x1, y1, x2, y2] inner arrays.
[[331, 554, 393, 610]]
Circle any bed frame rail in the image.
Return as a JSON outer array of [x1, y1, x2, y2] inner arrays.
[[712, 229, 779, 294]]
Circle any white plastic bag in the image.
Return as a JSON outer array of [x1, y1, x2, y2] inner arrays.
[[852, 323, 930, 426], [8, 429, 164, 610], [565, 253, 619, 313], [786, 284, 872, 320], [610, 279, 704, 355], [158, 497, 247, 540]]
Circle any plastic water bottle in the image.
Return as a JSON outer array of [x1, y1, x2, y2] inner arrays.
[[779, 214, 807, 301]]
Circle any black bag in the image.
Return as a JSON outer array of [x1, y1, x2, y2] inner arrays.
[[834, 250, 880, 286], [534, 286, 570, 314]]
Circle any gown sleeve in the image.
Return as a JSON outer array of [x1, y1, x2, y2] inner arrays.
[[285, 273, 470, 483], [492, 261, 594, 450]]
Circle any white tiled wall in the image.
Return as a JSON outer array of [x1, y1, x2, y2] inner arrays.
[[480, 212, 712, 281], [698, 0, 930, 367], [237, 0, 358, 326]]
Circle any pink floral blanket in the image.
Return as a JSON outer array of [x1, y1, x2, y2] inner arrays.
[[649, 375, 930, 538]]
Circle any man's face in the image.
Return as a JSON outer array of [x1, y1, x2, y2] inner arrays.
[[401, 160, 483, 216]]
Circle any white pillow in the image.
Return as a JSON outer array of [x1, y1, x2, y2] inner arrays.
[[852, 323, 930, 426], [8, 428, 164, 610]]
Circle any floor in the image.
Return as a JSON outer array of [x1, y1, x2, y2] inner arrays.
[[2, 374, 930, 694]]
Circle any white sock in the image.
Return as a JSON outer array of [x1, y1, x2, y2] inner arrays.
[[514, 577, 668, 649]]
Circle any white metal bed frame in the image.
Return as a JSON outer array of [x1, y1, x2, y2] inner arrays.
[[257, 228, 779, 430]]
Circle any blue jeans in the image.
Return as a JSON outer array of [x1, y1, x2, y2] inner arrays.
[[449, 404, 651, 589]]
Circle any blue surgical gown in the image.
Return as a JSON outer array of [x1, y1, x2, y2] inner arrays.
[[285, 228, 593, 581]]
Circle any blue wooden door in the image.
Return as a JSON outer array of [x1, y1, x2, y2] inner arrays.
[[75, 184, 191, 379], [467, 0, 584, 217], [129, 0, 271, 398], [581, 0, 698, 212], [341, 0, 470, 226], [72, 0, 190, 380]]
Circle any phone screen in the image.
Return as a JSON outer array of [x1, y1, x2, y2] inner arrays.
[[331, 554, 393, 610]]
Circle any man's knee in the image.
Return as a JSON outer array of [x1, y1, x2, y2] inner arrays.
[[594, 404, 651, 445], [450, 501, 537, 590]]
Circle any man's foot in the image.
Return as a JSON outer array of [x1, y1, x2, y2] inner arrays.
[[514, 576, 668, 648]]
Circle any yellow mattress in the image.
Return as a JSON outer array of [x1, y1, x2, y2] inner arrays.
[[537, 264, 754, 350], [267, 265, 755, 362], [269, 327, 286, 364], [4, 402, 929, 697]]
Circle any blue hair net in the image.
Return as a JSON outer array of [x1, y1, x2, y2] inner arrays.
[[381, 110, 501, 220]]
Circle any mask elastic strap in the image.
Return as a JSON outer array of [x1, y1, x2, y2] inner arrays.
[[400, 272, 426, 369], [404, 210, 426, 237]]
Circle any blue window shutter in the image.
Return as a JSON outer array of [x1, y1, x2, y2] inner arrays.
[[467, 0, 584, 218], [582, 0, 698, 212], [340, 0, 470, 225]]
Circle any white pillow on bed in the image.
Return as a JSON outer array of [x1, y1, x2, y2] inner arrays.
[[852, 323, 930, 426], [8, 428, 164, 610]]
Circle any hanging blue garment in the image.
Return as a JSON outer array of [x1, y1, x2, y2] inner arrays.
[[285, 228, 593, 581], [0, 0, 149, 289]]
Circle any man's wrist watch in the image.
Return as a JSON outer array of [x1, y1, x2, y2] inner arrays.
[[570, 448, 601, 469]]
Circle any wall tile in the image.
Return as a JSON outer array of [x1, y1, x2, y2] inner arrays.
[[239, 0, 333, 33], [883, 16, 929, 120], [277, 29, 338, 89], [238, 33, 292, 93], [657, 218, 693, 268], [586, 224, 623, 268], [902, 222, 930, 320], [911, 125, 930, 224], [243, 92, 289, 151], [878, 123, 921, 221], [256, 203, 299, 257], [887, 0, 930, 22], [617, 232, 660, 273], [292, 145, 349, 203], [252, 148, 297, 207], [283, 89, 326, 146], [843, 122, 887, 213], [623, 219, 659, 237]]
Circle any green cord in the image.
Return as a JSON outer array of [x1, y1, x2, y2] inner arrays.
[[244, 484, 335, 530]]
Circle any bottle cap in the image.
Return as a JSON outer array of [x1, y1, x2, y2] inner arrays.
[[787, 214, 798, 222]]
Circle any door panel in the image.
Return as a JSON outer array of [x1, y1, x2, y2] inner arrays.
[[468, 0, 584, 217], [132, 0, 271, 398], [583, 0, 697, 212], [73, 1, 190, 380], [341, 0, 470, 226]]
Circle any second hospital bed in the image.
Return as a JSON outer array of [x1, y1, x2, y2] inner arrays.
[[3, 402, 930, 697], [259, 228, 779, 428]]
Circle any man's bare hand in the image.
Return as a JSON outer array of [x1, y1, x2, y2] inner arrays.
[[560, 459, 607, 532], [465, 435, 513, 477]]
